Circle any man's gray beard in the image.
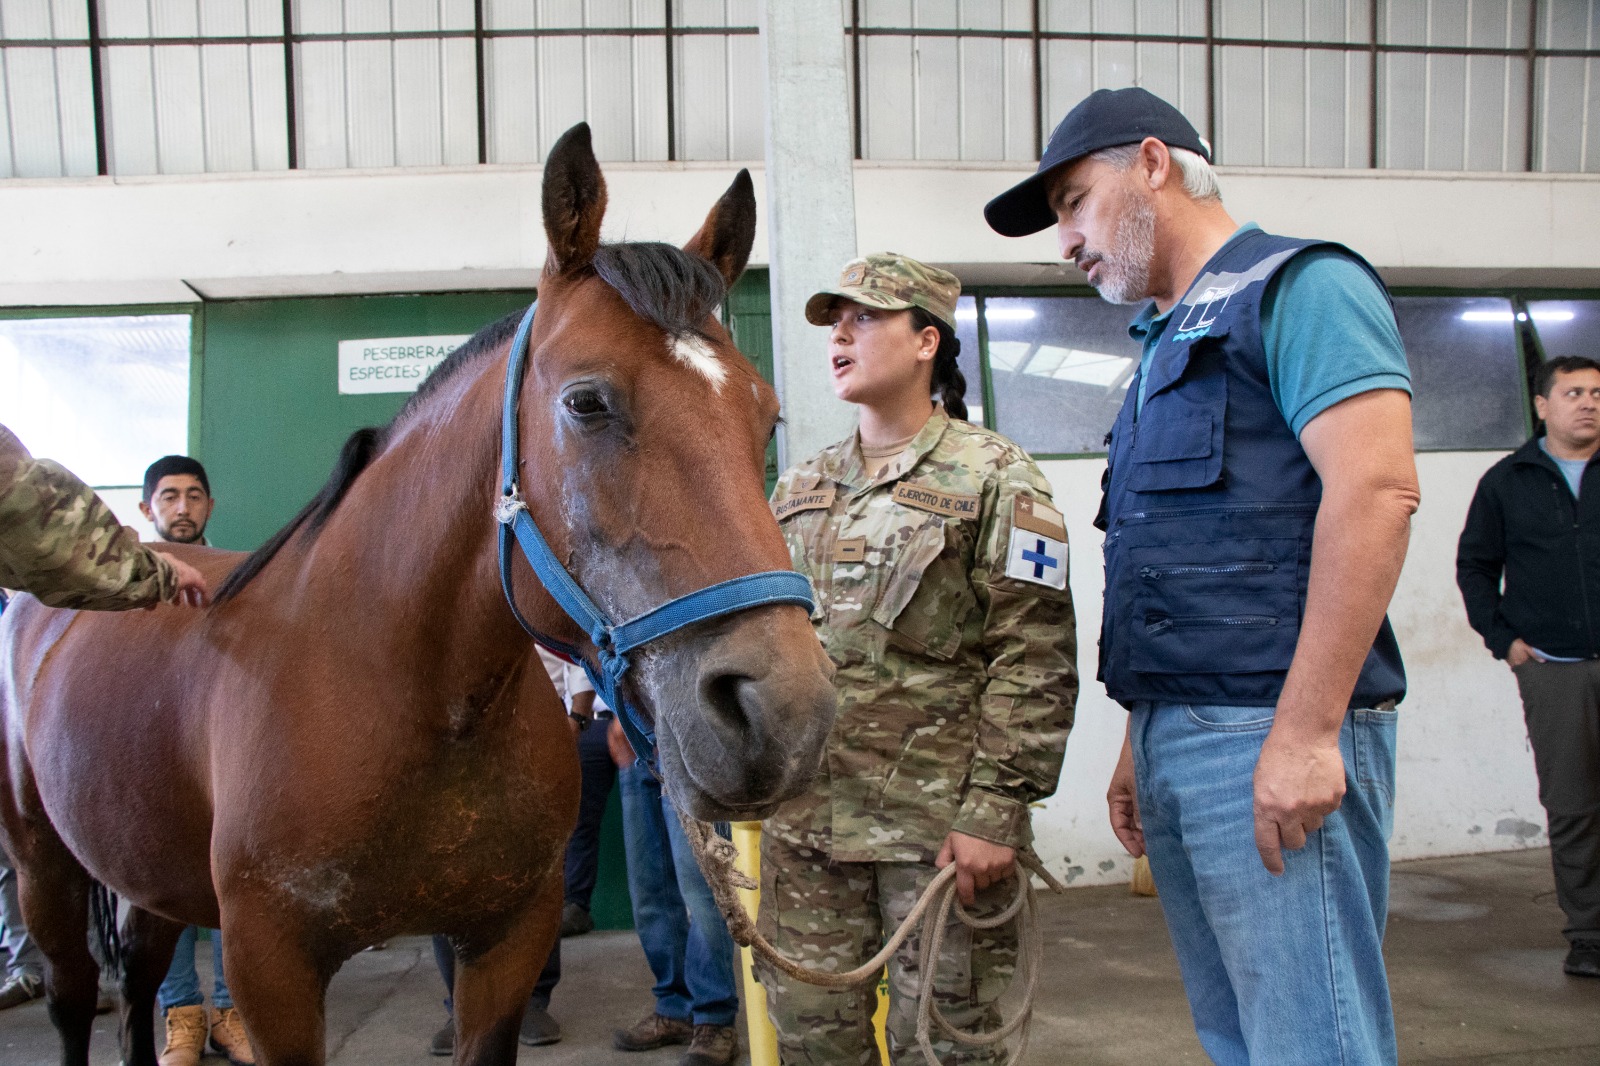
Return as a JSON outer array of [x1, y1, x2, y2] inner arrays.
[[1091, 194, 1158, 306]]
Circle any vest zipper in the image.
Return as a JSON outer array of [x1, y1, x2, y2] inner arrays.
[[1145, 614, 1279, 634], [1139, 562, 1277, 580], [1121, 502, 1319, 522]]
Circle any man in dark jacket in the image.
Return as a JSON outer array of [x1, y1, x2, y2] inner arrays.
[[1457, 353, 1600, 979]]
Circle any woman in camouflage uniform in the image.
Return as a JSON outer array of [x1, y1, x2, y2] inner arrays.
[[760, 253, 1078, 1065]]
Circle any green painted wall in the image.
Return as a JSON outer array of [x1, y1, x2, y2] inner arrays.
[[196, 291, 534, 550]]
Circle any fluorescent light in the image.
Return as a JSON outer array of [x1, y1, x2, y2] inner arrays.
[[955, 307, 1037, 322], [1460, 309, 1577, 323]]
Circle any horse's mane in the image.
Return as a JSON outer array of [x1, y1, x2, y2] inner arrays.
[[212, 241, 725, 605]]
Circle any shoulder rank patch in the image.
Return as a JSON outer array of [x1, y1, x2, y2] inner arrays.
[[1005, 527, 1067, 590], [773, 484, 836, 521], [891, 482, 980, 520], [1013, 496, 1067, 541]]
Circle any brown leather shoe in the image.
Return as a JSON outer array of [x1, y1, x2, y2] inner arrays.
[[613, 1010, 693, 1051], [158, 1005, 207, 1066], [679, 1023, 740, 1066], [209, 1005, 257, 1065]]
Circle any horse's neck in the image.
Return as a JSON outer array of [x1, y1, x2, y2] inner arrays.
[[288, 352, 553, 692]]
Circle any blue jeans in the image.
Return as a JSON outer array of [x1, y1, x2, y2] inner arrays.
[[618, 763, 739, 1026], [1132, 701, 1398, 1066], [158, 926, 231, 1011], [0, 858, 42, 981], [564, 718, 618, 911]]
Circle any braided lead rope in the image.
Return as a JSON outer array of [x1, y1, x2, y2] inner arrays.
[[678, 814, 1065, 1065]]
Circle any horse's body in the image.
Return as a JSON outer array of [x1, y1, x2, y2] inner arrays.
[[0, 125, 835, 1066]]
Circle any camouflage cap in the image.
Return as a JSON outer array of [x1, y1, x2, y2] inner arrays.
[[804, 253, 961, 332]]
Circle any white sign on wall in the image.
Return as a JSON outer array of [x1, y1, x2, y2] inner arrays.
[[337, 335, 472, 395]]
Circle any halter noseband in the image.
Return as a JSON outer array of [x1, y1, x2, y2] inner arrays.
[[494, 302, 815, 772]]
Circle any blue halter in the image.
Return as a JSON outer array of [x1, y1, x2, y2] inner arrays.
[[494, 302, 815, 771]]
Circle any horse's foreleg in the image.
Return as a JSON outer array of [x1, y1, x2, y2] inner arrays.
[[451, 888, 562, 1066], [118, 905, 185, 1066], [15, 856, 100, 1066], [217, 901, 332, 1066]]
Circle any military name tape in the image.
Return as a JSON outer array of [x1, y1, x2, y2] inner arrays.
[[891, 482, 979, 520], [773, 484, 837, 520]]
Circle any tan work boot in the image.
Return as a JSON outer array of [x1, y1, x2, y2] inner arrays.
[[680, 1023, 740, 1066], [157, 1004, 207, 1066], [613, 1010, 693, 1051], [209, 1005, 257, 1065]]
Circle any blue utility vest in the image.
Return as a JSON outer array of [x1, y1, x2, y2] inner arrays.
[[1097, 227, 1407, 709]]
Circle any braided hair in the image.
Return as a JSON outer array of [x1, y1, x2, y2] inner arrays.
[[910, 307, 968, 422]]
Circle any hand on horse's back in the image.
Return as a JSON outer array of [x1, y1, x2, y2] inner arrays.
[[153, 551, 210, 608]]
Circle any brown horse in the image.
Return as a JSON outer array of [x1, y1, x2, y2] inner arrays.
[[0, 123, 835, 1066]]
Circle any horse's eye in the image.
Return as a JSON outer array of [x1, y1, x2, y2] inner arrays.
[[563, 389, 608, 418]]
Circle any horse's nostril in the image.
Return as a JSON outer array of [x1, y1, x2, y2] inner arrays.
[[700, 670, 754, 739]]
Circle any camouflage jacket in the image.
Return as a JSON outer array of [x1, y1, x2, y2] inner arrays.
[[0, 425, 177, 610], [767, 409, 1078, 863]]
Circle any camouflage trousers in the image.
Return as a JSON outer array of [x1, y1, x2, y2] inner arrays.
[[756, 835, 1018, 1066]]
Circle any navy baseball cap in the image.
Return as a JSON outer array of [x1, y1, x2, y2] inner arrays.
[[984, 87, 1211, 238]]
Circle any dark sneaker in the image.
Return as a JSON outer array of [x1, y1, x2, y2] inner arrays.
[[518, 1004, 562, 1047], [613, 1010, 693, 1051], [1564, 938, 1600, 977], [0, 972, 43, 1010], [429, 1020, 453, 1056], [679, 1023, 740, 1066], [559, 901, 594, 938]]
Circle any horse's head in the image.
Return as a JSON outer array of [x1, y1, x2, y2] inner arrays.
[[515, 124, 835, 821]]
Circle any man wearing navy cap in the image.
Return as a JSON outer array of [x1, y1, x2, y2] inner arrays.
[[988, 88, 1419, 1064]]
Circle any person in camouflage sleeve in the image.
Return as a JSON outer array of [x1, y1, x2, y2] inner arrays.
[[0, 424, 208, 611], [758, 253, 1078, 1065]]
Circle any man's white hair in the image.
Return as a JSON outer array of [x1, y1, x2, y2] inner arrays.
[[1090, 142, 1222, 203]]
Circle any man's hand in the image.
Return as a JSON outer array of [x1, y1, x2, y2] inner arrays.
[[158, 554, 209, 608], [1107, 727, 1145, 858], [935, 831, 1015, 906], [606, 717, 635, 769], [1506, 638, 1546, 669], [1253, 729, 1345, 875]]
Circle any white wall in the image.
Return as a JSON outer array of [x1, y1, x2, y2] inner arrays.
[[1026, 450, 1546, 887], [1, 163, 1598, 305]]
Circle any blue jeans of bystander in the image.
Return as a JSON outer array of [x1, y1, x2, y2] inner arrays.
[[0, 858, 43, 981], [618, 763, 739, 1027], [158, 926, 231, 1011], [1131, 701, 1398, 1066]]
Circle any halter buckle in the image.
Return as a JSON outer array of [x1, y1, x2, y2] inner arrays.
[[494, 486, 527, 525]]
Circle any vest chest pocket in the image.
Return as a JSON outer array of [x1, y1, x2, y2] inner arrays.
[[1128, 346, 1227, 493], [868, 514, 975, 661], [1128, 411, 1224, 493]]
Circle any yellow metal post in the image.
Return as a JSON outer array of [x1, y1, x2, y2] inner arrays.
[[731, 822, 891, 1066], [731, 822, 780, 1066]]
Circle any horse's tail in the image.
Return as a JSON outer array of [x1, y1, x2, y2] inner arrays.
[[89, 880, 124, 981]]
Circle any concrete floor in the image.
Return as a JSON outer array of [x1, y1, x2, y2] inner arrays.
[[2, 848, 1596, 1065]]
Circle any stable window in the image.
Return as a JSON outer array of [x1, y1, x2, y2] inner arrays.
[[0, 311, 193, 537], [1391, 295, 1528, 451]]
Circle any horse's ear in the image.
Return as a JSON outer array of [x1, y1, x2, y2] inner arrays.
[[542, 123, 608, 276], [684, 169, 757, 288]]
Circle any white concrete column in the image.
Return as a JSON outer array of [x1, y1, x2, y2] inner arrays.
[[760, 0, 860, 470]]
